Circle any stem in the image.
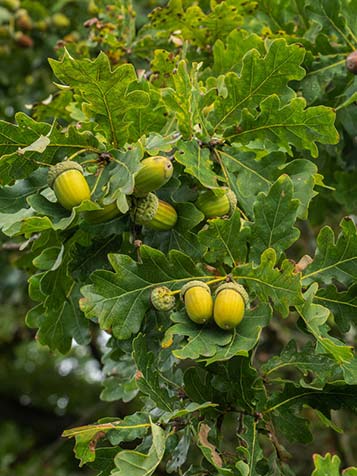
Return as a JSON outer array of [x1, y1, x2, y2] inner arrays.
[[90, 167, 104, 195], [65, 148, 96, 162], [168, 276, 227, 295]]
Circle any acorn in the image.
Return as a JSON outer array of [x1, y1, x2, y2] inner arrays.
[[151, 286, 176, 311], [346, 51, 357, 74], [1, 0, 20, 11], [83, 201, 121, 224], [51, 13, 70, 29], [14, 32, 33, 48], [196, 189, 237, 218], [134, 156, 173, 197], [48, 161, 91, 210], [133, 193, 177, 231], [213, 282, 249, 330], [180, 280, 213, 324], [16, 9, 33, 31]]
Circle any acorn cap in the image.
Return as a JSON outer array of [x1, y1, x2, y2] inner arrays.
[[47, 160, 84, 188], [215, 282, 249, 306], [180, 280, 211, 300], [226, 189, 237, 215], [132, 192, 159, 226]]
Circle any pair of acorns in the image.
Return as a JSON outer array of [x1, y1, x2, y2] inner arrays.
[[151, 280, 249, 330], [47, 156, 237, 228]]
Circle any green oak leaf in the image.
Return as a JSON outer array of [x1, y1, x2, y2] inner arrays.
[[263, 383, 357, 444], [63, 417, 150, 467], [296, 284, 353, 365], [311, 453, 341, 476], [212, 30, 265, 76], [334, 171, 357, 213], [306, 0, 357, 48], [210, 38, 306, 131], [302, 218, 357, 287], [100, 353, 139, 404], [227, 95, 339, 157], [107, 413, 150, 445], [125, 83, 167, 142], [112, 420, 166, 476], [220, 147, 319, 220], [0, 168, 47, 213], [209, 357, 264, 412], [315, 284, 357, 333], [249, 175, 300, 262], [133, 334, 173, 412], [0, 113, 100, 184], [234, 248, 303, 317], [261, 340, 341, 389], [49, 51, 150, 147], [198, 210, 249, 267], [204, 304, 272, 364], [162, 61, 207, 139], [235, 415, 266, 476], [163, 311, 236, 361], [163, 304, 270, 363], [174, 140, 223, 189]]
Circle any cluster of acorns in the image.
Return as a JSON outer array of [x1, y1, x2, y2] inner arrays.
[[47, 156, 238, 227], [151, 280, 249, 331]]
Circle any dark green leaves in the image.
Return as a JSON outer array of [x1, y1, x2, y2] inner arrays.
[[248, 175, 300, 262], [303, 218, 357, 287], [234, 249, 303, 317], [50, 52, 150, 147], [0, 113, 99, 184], [163, 304, 271, 363], [112, 421, 166, 476], [227, 96, 338, 157], [210, 39, 306, 131], [133, 334, 173, 412]]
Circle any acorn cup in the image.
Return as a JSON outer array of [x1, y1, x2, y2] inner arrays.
[[180, 280, 213, 324], [213, 282, 249, 330], [133, 193, 177, 231], [83, 201, 121, 224], [48, 161, 91, 210], [151, 286, 176, 312], [196, 189, 237, 219], [134, 156, 174, 197]]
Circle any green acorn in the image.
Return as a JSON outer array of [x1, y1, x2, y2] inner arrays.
[[51, 12, 70, 28], [134, 156, 173, 197], [83, 201, 121, 224], [48, 161, 91, 210], [133, 193, 177, 231], [180, 280, 213, 324], [0, 0, 20, 11], [151, 286, 176, 311], [196, 189, 237, 218], [213, 282, 249, 330]]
